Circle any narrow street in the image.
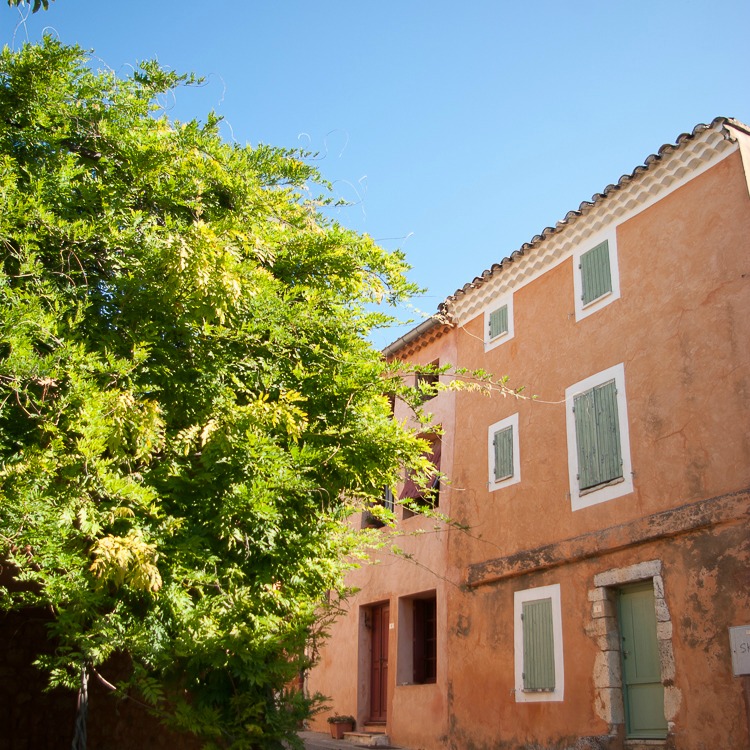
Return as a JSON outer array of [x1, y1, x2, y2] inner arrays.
[[298, 730, 407, 750]]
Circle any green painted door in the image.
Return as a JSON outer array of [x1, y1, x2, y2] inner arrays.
[[618, 583, 667, 739]]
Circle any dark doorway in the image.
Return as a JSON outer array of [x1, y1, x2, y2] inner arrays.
[[369, 603, 390, 722]]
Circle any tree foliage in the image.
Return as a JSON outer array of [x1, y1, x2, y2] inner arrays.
[[7, 0, 52, 12], [0, 38, 427, 748]]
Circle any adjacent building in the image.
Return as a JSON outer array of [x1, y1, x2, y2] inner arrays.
[[306, 117, 750, 750]]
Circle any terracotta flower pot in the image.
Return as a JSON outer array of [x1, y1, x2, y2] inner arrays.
[[329, 721, 354, 739]]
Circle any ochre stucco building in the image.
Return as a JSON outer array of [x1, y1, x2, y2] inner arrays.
[[306, 117, 750, 750]]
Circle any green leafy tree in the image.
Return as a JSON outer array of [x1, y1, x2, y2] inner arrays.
[[0, 38, 427, 749], [7, 0, 53, 12]]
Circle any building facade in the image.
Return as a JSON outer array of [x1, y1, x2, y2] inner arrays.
[[306, 118, 750, 750]]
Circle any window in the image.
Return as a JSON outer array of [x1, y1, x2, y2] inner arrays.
[[413, 597, 437, 684], [514, 584, 564, 702], [400, 433, 441, 513], [361, 487, 395, 529], [489, 304, 508, 339], [573, 230, 620, 321], [416, 359, 440, 402], [565, 363, 633, 510], [522, 597, 555, 691], [386, 392, 396, 414], [573, 379, 621, 490], [483, 293, 514, 352], [397, 592, 437, 685], [487, 413, 520, 491], [580, 240, 612, 305]]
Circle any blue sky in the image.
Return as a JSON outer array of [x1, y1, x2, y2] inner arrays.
[[4, 1, 749, 347]]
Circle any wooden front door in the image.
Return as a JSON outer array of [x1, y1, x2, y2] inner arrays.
[[369, 603, 389, 722], [618, 583, 668, 739]]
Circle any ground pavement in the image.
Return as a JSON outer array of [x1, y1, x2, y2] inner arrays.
[[298, 729, 407, 750]]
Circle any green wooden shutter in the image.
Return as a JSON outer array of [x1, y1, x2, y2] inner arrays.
[[488, 305, 508, 339], [580, 240, 612, 305], [593, 379, 622, 484], [522, 597, 555, 691], [618, 584, 668, 738], [573, 388, 599, 490], [574, 379, 622, 490], [492, 426, 513, 481]]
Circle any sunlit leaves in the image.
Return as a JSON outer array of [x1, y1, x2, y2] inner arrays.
[[90, 531, 163, 592], [0, 38, 426, 749]]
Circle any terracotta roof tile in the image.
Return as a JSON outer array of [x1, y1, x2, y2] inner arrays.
[[447, 116, 745, 301]]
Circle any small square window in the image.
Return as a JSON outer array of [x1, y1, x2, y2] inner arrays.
[[483, 294, 514, 352], [487, 414, 520, 491], [573, 231, 620, 321], [488, 304, 508, 340], [580, 240, 612, 306]]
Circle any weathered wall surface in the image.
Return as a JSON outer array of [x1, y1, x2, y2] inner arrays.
[[441, 148, 750, 749], [447, 521, 749, 750]]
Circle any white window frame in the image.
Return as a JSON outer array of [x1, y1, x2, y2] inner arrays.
[[565, 363, 633, 511], [513, 583, 564, 703], [573, 228, 621, 321], [487, 413, 520, 491], [483, 292, 514, 352]]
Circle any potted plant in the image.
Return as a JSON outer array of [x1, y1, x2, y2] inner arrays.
[[327, 714, 355, 739]]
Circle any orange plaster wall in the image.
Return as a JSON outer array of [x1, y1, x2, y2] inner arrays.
[[442, 150, 750, 749], [307, 332, 457, 742], [308, 149, 750, 750], [446, 522, 749, 750], [449, 150, 750, 568]]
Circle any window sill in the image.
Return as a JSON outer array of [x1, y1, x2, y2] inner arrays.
[[487, 332, 508, 345], [579, 475, 624, 497], [396, 681, 437, 687], [581, 289, 612, 310]]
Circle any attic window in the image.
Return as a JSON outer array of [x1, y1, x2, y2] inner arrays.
[[483, 294, 514, 352]]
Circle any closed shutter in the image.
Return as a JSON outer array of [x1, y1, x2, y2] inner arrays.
[[574, 379, 622, 490], [488, 305, 508, 339], [573, 388, 599, 490], [593, 379, 622, 484], [522, 597, 555, 691], [492, 426, 513, 481], [580, 240, 612, 305]]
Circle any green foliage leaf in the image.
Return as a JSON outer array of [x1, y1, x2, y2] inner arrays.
[[0, 38, 428, 749]]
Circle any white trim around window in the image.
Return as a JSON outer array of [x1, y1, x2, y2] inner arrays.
[[565, 363, 633, 511], [483, 292, 514, 352], [572, 228, 621, 322], [487, 413, 520, 491], [513, 583, 564, 703]]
